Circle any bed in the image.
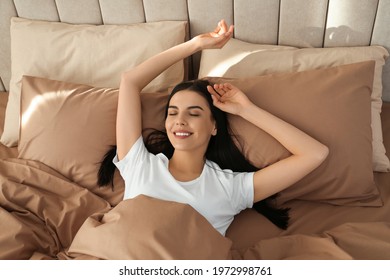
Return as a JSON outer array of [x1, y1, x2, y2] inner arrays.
[[0, 0, 390, 260]]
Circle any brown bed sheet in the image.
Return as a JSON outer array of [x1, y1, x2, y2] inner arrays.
[[0, 157, 111, 259], [227, 102, 390, 251], [64, 195, 390, 260]]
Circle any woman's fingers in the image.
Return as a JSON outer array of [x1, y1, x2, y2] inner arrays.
[[207, 85, 224, 107], [218, 20, 227, 34], [213, 84, 227, 97], [209, 85, 227, 106], [198, 20, 233, 49], [212, 20, 226, 37], [213, 23, 221, 37], [214, 83, 233, 95], [219, 20, 234, 34], [223, 83, 233, 91], [207, 85, 221, 98], [208, 83, 236, 103]]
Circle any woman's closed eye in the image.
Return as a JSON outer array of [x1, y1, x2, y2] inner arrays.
[[168, 111, 178, 116], [187, 106, 204, 117], [167, 111, 200, 117], [189, 110, 201, 117], [168, 106, 204, 117]]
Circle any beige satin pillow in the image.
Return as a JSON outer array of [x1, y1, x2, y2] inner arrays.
[[1, 17, 186, 147], [199, 38, 390, 172]]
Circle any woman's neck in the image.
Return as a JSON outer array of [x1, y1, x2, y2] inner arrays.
[[168, 150, 205, 182]]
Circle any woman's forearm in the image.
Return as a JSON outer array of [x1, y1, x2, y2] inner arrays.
[[121, 40, 200, 91], [240, 103, 328, 159], [121, 20, 233, 91]]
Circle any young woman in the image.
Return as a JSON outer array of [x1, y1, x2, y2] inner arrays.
[[99, 20, 328, 236]]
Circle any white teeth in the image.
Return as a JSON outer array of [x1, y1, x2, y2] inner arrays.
[[175, 132, 190, 136]]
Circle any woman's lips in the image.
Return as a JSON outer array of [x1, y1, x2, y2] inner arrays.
[[174, 131, 192, 138]]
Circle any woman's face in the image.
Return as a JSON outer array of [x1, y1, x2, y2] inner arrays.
[[165, 90, 217, 154]]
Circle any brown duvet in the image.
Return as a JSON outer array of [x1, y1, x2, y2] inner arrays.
[[1, 92, 390, 260]]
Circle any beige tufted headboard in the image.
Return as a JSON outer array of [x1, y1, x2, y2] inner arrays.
[[1, 0, 390, 100]]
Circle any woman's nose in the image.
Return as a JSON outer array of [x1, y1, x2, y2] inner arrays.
[[175, 115, 186, 126]]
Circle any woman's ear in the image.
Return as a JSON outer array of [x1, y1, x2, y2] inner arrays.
[[212, 127, 217, 136]]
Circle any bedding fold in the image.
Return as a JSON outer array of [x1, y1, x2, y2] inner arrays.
[[0, 158, 111, 259], [67, 195, 233, 260], [237, 222, 390, 260]]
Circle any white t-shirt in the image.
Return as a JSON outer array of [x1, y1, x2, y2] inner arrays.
[[113, 136, 254, 236]]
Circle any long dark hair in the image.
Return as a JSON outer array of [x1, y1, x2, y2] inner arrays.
[[98, 79, 290, 229]]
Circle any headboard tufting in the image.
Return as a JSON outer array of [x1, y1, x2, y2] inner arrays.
[[1, 0, 390, 100]]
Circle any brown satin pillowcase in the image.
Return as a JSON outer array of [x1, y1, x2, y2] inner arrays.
[[208, 61, 381, 206], [211, 61, 382, 206], [19, 76, 168, 206]]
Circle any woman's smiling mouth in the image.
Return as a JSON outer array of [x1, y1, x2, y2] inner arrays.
[[174, 131, 192, 138]]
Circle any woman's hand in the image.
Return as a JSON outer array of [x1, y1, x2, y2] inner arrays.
[[192, 20, 234, 50], [207, 83, 252, 115]]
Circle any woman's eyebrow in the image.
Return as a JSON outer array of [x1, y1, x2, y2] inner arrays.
[[168, 105, 204, 111], [188, 106, 204, 111]]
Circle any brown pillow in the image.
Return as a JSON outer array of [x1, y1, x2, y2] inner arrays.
[[19, 76, 168, 206], [208, 61, 381, 206]]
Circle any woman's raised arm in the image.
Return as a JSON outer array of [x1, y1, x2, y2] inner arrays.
[[208, 83, 329, 203], [116, 20, 234, 160]]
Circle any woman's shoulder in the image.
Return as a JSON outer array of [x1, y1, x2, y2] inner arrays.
[[205, 159, 254, 181], [205, 160, 234, 175]]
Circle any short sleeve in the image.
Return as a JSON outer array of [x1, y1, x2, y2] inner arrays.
[[231, 172, 254, 212], [113, 136, 148, 178]]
